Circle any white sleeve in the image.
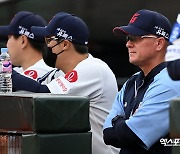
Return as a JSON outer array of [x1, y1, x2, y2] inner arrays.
[[46, 67, 101, 96], [46, 76, 71, 94]]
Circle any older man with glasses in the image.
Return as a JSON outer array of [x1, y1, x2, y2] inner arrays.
[[103, 9, 180, 154]]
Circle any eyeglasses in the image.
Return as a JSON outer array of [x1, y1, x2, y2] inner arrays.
[[126, 35, 158, 42], [45, 36, 60, 45]]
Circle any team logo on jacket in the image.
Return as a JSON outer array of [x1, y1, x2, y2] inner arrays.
[[65, 70, 78, 82], [24, 70, 38, 79]]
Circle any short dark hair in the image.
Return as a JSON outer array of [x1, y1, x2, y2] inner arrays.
[[73, 43, 88, 54], [13, 35, 46, 53], [28, 38, 46, 53]]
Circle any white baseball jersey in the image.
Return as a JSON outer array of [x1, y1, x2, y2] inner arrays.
[[13, 59, 56, 81], [40, 54, 119, 154]]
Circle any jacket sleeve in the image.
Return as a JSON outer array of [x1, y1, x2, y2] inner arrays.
[[103, 116, 144, 148]]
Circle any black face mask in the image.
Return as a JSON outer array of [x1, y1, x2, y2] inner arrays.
[[42, 47, 57, 68], [43, 39, 66, 68]]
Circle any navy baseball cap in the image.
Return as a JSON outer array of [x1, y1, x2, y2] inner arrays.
[[113, 9, 172, 40], [0, 11, 47, 42], [31, 12, 89, 45]]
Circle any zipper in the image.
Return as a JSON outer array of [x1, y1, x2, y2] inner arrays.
[[134, 79, 144, 98]]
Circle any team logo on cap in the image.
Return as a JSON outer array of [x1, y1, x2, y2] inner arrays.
[[154, 26, 169, 39], [129, 13, 140, 24], [56, 28, 73, 40], [18, 26, 34, 39]]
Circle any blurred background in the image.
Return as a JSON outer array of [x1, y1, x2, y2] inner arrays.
[[0, 0, 179, 89]]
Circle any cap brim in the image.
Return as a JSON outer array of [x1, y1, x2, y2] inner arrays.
[[113, 26, 150, 36], [31, 26, 51, 37], [0, 26, 10, 37]]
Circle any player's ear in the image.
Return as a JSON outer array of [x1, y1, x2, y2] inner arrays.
[[156, 37, 165, 51], [21, 35, 28, 48], [62, 40, 71, 50]]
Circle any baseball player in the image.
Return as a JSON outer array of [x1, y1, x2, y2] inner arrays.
[[0, 11, 57, 81], [103, 9, 180, 154], [12, 12, 119, 154]]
